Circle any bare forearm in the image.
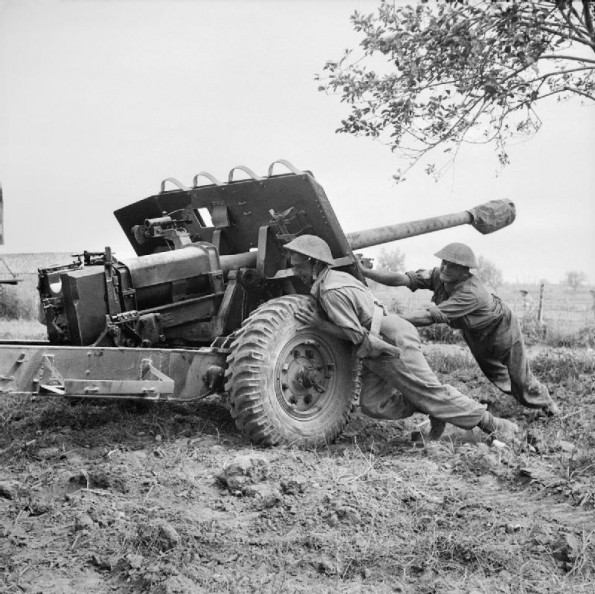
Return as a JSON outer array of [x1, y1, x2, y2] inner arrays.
[[362, 268, 410, 287], [402, 311, 434, 327]]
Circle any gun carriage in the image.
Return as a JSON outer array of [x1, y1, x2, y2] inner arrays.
[[0, 160, 515, 446]]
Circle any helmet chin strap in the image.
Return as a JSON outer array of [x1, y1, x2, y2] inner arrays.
[[311, 260, 326, 280]]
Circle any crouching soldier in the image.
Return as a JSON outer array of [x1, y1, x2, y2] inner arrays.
[[360, 242, 559, 422], [284, 234, 519, 444]]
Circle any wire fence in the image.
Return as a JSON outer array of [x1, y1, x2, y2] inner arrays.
[[372, 282, 595, 334]]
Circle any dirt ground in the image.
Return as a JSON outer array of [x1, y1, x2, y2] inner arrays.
[[1, 345, 594, 594]]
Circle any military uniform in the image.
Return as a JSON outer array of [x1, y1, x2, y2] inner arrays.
[[310, 268, 487, 429], [406, 267, 553, 410]]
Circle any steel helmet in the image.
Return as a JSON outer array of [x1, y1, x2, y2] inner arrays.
[[284, 234, 335, 266], [434, 243, 478, 268]]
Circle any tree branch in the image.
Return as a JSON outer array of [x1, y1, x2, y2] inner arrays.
[[514, 12, 595, 50], [508, 65, 595, 88], [555, 0, 592, 43], [583, 0, 595, 43], [566, 86, 595, 101], [539, 54, 595, 66], [427, 95, 489, 148], [536, 23, 595, 50]]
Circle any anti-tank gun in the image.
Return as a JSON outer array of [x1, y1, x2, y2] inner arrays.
[[4, 160, 516, 447]]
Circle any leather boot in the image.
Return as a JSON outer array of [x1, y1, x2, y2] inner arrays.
[[428, 417, 446, 440], [542, 400, 560, 417], [477, 411, 520, 443]]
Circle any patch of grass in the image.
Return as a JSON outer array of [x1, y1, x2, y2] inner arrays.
[[423, 345, 476, 374], [530, 349, 595, 385], [419, 323, 463, 344], [542, 323, 595, 349]]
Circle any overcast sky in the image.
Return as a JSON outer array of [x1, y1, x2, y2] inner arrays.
[[1, 0, 593, 284]]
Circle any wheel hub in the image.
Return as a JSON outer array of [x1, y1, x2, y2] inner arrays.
[[296, 367, 324, 391], [276, 338, 336, 415]]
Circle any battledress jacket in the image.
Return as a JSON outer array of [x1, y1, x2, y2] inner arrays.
[[406, 267, 506, 333], [405, 267, 553, 410], [309, 268, 375, 344]]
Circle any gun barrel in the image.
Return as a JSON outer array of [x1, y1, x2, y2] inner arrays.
[[204, 199, 516, 272], [346, 198, 515, 250], [346, 210, 472, 251], [220, 251, 258, 271]]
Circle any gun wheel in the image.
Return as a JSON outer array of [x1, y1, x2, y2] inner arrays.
[[226, 294, 361, 447]]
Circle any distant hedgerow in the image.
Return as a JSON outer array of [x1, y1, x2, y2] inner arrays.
[[0, 278, 39, 320]]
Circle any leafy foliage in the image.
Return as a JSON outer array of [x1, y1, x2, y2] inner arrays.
[[564, 269, 588, 290], [375, 246, 406, 272], [475, 255, 503, 290], [317, 0, 595, 179]]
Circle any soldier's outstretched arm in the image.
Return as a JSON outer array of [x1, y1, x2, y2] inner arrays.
[[359, 265, 411, 287], [402, 310, 434, 326], [404, 303, 449, 327]]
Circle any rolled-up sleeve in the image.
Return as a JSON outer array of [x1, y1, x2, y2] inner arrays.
[[407, 268, 440, 292]]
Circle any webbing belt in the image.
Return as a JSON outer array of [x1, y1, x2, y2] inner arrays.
[[370, 302, 384, 337]]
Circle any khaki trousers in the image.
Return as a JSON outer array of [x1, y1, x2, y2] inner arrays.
[[463, 306, 551, 409], [360, 314, 486, 430]]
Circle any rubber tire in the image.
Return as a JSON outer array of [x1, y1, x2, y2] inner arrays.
[[226, 294, 361, 447]]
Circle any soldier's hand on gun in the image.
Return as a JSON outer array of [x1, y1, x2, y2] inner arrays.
[[355, 253, 373, 271], [294, 306, 321, 326]]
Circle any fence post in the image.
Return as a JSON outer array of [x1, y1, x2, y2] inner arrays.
[[537, 283, 545, 324]]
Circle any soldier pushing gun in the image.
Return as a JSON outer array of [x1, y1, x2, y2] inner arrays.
[[359, 242, 560, 431], [285, 234, 520, 444]]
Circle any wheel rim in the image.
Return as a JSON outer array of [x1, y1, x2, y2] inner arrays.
[[274, 333, 337, 419], [227, 294, 360, 447]]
